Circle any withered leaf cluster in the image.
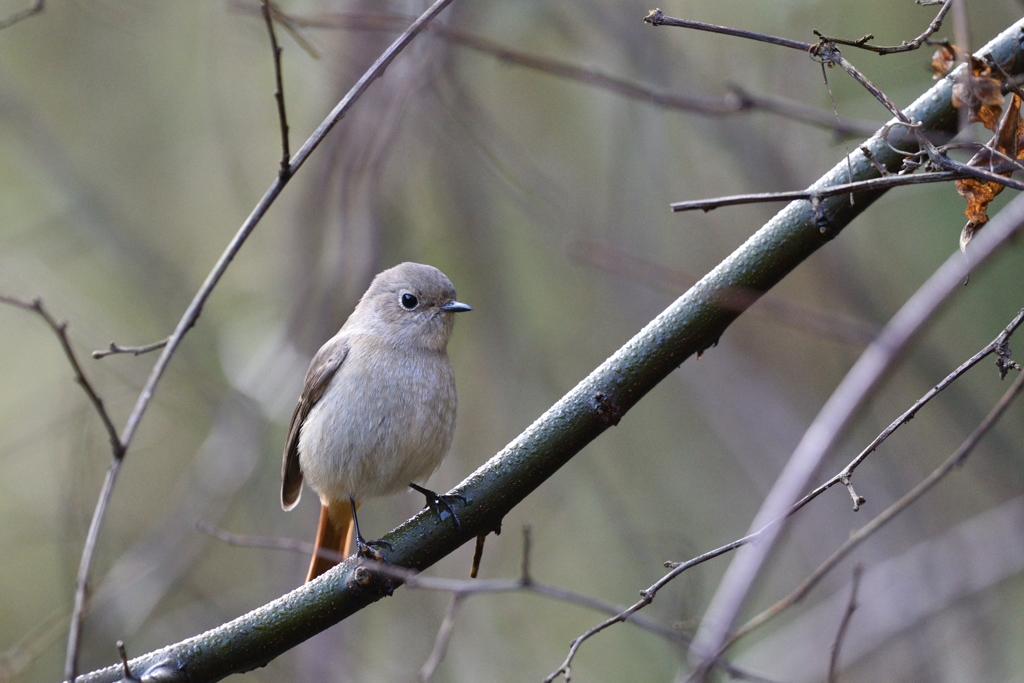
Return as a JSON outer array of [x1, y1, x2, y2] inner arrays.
[[934, 45, 1021, 250]]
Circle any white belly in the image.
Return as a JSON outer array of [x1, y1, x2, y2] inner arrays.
[[297, 340, 456, 503]]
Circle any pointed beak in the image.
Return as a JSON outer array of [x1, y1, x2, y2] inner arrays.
[[440, 301, 472, 313]]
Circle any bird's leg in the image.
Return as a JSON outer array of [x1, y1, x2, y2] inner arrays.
[[409, 483, 465, 531], [350, 497, 393, 560]]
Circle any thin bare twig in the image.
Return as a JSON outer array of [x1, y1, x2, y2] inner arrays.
[[827, 566, 862, 683], [840, 312, 1021, 497], [691, 193, 1024, 670], [261, 0, 292, 179], [0, 0, 42, 30], [470, 534, 486, 578], [644, 9, 938, 125], [542, 537, 746, 683], [644, 10, 812, 51], [670, 151, 1024, 214], [60, 1, 458, 679], [67, 469, 119, 682], [670, 170, 965, 212], [0, 295, 123, 458], [827, 308, 1024, 486], [812, 0, 954, 55], [91, 339, 169, 359], [646, 2, 953, 58], [114, 642, 136, 683]]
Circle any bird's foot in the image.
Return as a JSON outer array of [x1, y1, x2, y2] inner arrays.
[[354, 536, 393, 563], [409, 483, 464, 531]]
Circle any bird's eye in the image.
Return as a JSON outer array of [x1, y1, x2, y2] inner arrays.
[[400, 293, 418, 310]]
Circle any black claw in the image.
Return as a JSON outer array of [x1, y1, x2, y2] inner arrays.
[[409, 483, 464, 531]]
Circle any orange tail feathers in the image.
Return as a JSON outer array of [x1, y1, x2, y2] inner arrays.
[[305, 501, 357, 582]]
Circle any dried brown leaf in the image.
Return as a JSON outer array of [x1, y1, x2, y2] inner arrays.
[[941, 54, 1021, 250], [956, 177, 1001, 224], [956, 94, 1023, 250]]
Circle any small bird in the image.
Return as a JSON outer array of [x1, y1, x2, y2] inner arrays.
[[281, 262, 471, 582]]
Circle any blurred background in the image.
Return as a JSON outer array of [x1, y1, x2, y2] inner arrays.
[[2, 1, 1024, 682]]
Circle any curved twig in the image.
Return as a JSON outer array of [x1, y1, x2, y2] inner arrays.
[[91, 339, 169, 359], [811, 0, 954, 55], [0, 296, 123, 458], [670, 171, 964, 212]]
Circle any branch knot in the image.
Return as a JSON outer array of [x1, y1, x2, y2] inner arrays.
[[591, 391, 623, 425]]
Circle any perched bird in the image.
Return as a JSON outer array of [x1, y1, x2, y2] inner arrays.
[[281, 262, 471, 582]]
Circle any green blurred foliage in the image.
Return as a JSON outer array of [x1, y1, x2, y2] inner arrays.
[[1, 1, 1023, 682]]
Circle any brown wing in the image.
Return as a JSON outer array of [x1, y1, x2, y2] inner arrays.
[[280, 336, 349, 511]]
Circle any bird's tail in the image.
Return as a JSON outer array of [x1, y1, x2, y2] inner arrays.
[[306, 501, 356, 582]]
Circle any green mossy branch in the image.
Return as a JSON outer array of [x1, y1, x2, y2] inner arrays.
[[76, 19, 1024, 683]]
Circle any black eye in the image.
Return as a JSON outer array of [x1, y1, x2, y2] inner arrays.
[[400, 293, 418, 310]]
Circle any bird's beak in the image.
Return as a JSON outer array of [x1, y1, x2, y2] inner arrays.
[[440, 301, 472, 312]]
